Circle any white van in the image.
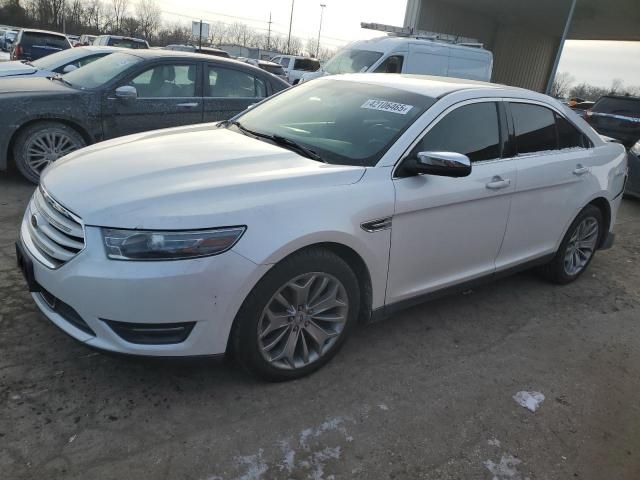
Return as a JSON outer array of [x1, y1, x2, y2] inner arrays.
[[300, 36, 493, 83]]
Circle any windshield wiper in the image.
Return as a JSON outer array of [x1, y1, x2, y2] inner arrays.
[[48, 74, 73, 88], [226, 121, 325, 162]]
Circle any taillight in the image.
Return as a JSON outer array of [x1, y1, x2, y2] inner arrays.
[[14, 44, 23, 59]]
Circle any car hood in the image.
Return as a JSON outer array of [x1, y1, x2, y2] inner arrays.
[[0, 75, 74, 95], [0, 60, 38, 77], [41, 124, 366, 229]]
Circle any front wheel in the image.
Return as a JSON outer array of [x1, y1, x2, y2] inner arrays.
[[232, 249, 360, 381], [540, 205, 603, 284], [14, 122, 86, 184]]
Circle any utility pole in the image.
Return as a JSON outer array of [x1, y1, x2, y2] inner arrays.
[[316, 4, 326, 58], [198, 19, 203, 49], [267, 12, 272, 51], [287, 0, 295, 54], [62, 0, 66, 34]]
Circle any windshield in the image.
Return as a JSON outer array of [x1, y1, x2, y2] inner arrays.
[[21, 32, 70, 50], [323, 49, 383, 74], [32, 47, 83, 70], [233, 79, 433, 167], [63, 52, 142, 89], [108, 38, 147, 49]]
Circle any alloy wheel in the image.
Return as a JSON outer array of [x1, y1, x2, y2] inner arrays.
[[25, 130, 81, 176], [563, 216, 599, 276], [257, 272, 349, 370]]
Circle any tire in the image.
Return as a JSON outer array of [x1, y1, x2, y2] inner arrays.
[[14, 121, 86, 184], [539, 204, 604, 284], [232, 249, 360, 381]]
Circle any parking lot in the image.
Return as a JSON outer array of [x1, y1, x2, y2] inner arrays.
[[1, 168, 639, 479]]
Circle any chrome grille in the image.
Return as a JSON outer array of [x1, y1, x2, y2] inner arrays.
[[24, 187, 85, 268]]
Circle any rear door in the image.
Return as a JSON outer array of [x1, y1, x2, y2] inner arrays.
[[203, 64, 268, 122], [103, 60, 203, 138], [496, 101, 596, 268], [405, 42, 448, 76]]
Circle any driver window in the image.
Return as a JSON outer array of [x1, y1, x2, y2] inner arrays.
[[374, 55, 404, 74], [412, 102, 501, 162], [128, 64, 196, 98]]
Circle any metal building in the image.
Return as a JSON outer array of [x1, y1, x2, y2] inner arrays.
[[404, 0, 640, 92]]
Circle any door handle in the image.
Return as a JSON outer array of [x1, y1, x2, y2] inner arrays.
[[573, 164, 590, 176], [486, 176, 511, 190], [176, 102, 199, 108]]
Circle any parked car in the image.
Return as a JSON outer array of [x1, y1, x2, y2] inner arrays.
[[627, 142, 640, 198], [15, 74, 626, 380], [10, 29, 72, 61], [0, 49, 289, 183], [1, 29, 18, 52], [584, 95, 640, 148], [93, 35, 149, 49], [299, 36, 493, 84], [270, 54, 320, 84], [77, 34, 96, 46], [67, 34, 80, 46], [584, 95, 640, 197], [241, 58, 287, 81], [0, 46, 120, 79], [164, 44, 230, 58], [568, 100, 594, 115]]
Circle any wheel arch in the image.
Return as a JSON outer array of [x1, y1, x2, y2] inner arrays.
[[7, 117, 94, 168], [588, 196, 612, 248], [226, 241, 375, 354]]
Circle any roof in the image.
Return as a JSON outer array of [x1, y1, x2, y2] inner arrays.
[[327, 73, 502, 98], [344, 35, 491, 54], [17, 28, 68, 37]]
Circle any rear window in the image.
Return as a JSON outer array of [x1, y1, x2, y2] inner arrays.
[[592, 97, 640, 118], [107, 38, 148, 49], [21, 32, 69, 50], [261, 64, 285, 76], [293, 58, 320, 71]]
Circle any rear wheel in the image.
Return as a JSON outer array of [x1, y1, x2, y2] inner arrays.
[[232, 249, 360, 381], [14, 122, 86, 183], [539, 205, 603, 284]]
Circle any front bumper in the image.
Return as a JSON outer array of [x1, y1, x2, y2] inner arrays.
[[19, 216, 270, 356]]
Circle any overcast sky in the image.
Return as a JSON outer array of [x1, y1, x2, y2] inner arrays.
[[159, 0, 640, 89]]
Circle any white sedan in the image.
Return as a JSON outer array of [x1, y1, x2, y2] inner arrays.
[[0, 45, 120, 78], [17, 74, 627, 380]]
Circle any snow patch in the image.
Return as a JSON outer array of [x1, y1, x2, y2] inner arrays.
[[513, 391, 545, 413], [235, 449, 268, 480], [483, 455, 526, 480], [488, 438, 501, 447]]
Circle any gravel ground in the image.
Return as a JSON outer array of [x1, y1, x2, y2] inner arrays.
[[1, 169, 639, 480]]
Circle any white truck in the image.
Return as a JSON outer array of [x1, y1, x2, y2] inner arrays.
[[300, 23, 493, 84]]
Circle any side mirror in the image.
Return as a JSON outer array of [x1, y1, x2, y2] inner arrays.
[[62, 64, 77, 73], [115, 85, 137, 101], [411, 151, 472, 178]]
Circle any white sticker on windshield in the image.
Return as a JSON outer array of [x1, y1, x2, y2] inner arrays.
[[361, 99, 414, 115]]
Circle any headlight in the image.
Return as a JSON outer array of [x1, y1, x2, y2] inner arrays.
[[631, 140, 640, 156], [102, 227, 246, 260]]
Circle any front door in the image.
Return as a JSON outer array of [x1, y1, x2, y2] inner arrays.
[[386, 100, 516, 305], [103, 61, 203, 138], [203, 64, 268, 122]]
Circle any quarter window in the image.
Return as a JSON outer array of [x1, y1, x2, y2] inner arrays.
[[207, 66, 266, 98], [510, 103, 557, 154], [556, 113, 589, 149], [412, 102, 501, 162], [128, 64, 196, 98]]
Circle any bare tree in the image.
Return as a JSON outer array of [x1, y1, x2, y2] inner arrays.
[[609, 78, 624, 95], [110, 0, 127, 33], [551, 71, 574, 99], [134, 0, 159, 40]]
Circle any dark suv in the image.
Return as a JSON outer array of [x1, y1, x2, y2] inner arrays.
[[585, 95, 640, 148], [10, 29, 72, 61]]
